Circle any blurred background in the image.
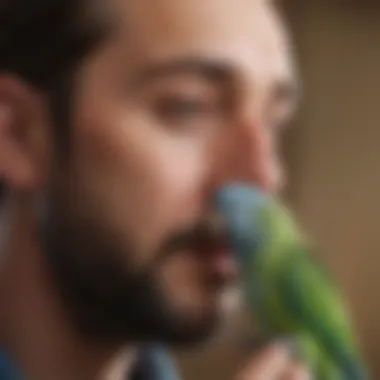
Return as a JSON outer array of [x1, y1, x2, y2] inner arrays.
[[175, 0, 380, 378]]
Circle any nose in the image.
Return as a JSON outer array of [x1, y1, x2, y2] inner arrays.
[[211, 108, 283, 195]]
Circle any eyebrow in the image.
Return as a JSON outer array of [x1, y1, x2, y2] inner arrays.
[[129, 56, 300, 108], [130, 57, 234, 87]]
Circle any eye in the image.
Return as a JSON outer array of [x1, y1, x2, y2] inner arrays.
[[268, 116, 288, 133], [266, 80, 298, 132], [142, 75, 229, 132], [266, 100, 296, 133], [155, 96, 213, 121], [152, 94, 224, 131]]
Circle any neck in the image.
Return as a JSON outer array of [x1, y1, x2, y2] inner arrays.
[[0, 198, 137, 380]]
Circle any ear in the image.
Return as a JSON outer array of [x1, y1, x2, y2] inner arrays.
[[0, 75, 50, 193]]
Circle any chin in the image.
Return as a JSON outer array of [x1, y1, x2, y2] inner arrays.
[[185, 288, 240, 344], [165, 314, 222, 349], [163, 298, 228, 348]]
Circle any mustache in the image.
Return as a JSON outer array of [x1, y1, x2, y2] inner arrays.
[[155, 214, 226, 263]]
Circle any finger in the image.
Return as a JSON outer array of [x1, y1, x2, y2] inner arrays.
[[281, 363, 311, 380], [235, 344, 291, 380]]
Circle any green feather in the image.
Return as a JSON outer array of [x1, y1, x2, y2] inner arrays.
[[239, 197, 368, 380]]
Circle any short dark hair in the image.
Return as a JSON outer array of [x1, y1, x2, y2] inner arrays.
[[0, 0, 109, 91], [0, 0, 111, 194]]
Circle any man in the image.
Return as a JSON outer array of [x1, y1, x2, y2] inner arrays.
[[0, 0, 308, 379]]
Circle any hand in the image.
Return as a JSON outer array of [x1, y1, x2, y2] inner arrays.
[[234, 344, 311, 380]]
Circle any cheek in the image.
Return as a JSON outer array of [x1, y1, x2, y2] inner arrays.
[[73, 105, 212, 266], [130, 135, 213, 262], [147, 139, 211, 226]]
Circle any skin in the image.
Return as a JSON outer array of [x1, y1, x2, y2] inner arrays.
[[0, 0, 305, 378], [237, 345, 310, 380]]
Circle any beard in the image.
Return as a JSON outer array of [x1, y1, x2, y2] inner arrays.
[[36, 179, 222, 348]]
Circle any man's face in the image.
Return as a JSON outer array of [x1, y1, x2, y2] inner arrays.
[[38, 0, 297, 345]]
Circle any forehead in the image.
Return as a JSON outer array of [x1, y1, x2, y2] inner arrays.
[[110, 0, 294, 84]]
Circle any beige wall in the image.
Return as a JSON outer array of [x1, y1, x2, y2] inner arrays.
[[177, 1, 380, 378], [285, 1, 380, 377]]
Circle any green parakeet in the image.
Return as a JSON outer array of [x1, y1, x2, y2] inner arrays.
[[216, 184, 368, 380]]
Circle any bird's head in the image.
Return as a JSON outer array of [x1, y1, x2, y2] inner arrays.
[[215, 184, 271, 266]]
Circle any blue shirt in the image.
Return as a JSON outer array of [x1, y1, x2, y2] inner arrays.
[[0, 345, 181, 380]]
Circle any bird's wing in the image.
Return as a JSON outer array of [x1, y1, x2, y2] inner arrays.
[[276, 247, 360, 361]]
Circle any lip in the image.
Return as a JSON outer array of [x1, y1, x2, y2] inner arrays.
[[205, 247, 238, 281]]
